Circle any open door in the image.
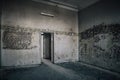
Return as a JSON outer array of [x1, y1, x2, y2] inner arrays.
[[41, 33, 54, 63], [43, 33, 51, 60]]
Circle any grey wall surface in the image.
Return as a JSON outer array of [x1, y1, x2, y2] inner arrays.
[[0, 0, 2, 67], [1, 0, 78, 66], [78, 0, 120, 73]]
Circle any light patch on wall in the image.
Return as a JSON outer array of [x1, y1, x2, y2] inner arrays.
[[40, 12, 54, 17]]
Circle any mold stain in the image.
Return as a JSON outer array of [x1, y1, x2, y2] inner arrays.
[[80, 23, 120, 40], [79, 23, 120, 71], [3, 27, 36, 50]]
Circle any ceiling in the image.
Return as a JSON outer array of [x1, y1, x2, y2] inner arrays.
[[33, 0, 100, 11], [50, 0, 100, 10]]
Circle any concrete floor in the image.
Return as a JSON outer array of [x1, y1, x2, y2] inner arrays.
[[1, 59, 120, 80]]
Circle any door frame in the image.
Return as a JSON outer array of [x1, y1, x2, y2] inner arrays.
[[40, 32, 54, 63]]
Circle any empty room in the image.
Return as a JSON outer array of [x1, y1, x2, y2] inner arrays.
[[0, 0, 120, 80]]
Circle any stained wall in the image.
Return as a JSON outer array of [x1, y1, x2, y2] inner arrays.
[[1, 0, 78, 66], [78, 0, 120, 72]]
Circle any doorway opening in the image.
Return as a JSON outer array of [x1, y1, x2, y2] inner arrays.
[[41, 32, 54, 63]]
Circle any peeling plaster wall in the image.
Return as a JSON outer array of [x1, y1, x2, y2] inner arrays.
[[1, 29, 41, 66], [1, 0, 78, 66], [78, 0, 120, 72]]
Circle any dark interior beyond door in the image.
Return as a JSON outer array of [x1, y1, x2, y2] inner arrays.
[[43, 33, 51, 60]]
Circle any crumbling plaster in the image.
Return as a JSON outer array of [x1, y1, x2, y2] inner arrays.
[[78, 0, 120, 72], [1, 0, 78, 66]]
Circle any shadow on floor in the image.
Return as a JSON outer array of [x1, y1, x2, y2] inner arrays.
[[57, 62, 120, 80], [0, 60, 120, 80]]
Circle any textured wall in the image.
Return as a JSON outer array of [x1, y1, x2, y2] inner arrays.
[[0, 24, 1, 67], [1, 0, 78, 66], [78, 0, 120, 72], [54, 34, 78, 63], [1, 27, 41, 66], [2, 0, 78, 33]]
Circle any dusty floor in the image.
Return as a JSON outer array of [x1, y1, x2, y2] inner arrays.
[[0, 60, 120, 80]]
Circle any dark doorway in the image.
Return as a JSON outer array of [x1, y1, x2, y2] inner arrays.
[[43, 33, 51, 60]]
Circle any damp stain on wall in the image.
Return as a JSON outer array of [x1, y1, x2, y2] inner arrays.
[[2, 27, 37, 50], [80, 24, 120, 40], [79, 23, 120, 72]]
